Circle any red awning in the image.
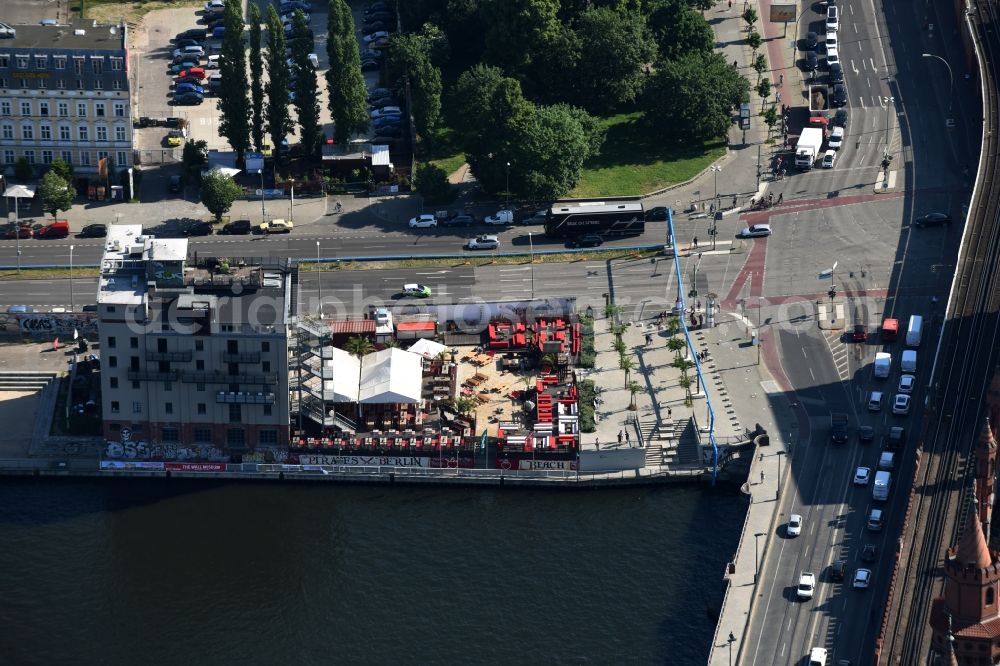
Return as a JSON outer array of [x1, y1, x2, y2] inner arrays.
[[397, 322, 435, 331]]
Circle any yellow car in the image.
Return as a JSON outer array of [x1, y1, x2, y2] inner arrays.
[[166, 130, 185, 146], [259, 218, 293, 234]]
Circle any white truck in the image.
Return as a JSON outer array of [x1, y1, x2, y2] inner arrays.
[[795, 127, 825, 169], [873, 470, 891, 500]]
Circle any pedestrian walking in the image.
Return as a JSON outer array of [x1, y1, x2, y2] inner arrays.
[[625, 431, 631, 444], [645, 333, 653, 345], [618, 430, 623, 444], [760, 470, 765, 484], [732, 195, 738, 208], [777, 193, 783, 204], [768, 193, 774, 204], [667, 407, 672, 419], [596, 438, 600, 450], [779, 73, 783, 86], [692, 236, 699, 248], [733, 59, 738, 68], [729, 0, 732, 7], [780, 168, 786, 179]]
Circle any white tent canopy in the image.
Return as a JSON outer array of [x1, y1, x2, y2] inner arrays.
[[358, 347, 422, 404], [3, 184, 35, 198], [408, 338, 448, 359], [321, 347, 360, 403], [201, 166, 241, 178]]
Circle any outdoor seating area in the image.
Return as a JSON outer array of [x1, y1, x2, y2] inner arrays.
[[487, 318, 582, 356]]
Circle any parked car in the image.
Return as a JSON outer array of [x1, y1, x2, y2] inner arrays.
[[804, 31, 818, 49], [207, 73, 223, 91], [402, 283, 432, 298], [522, 209, 548, 225], [822, 149, 836, 169], [363, 21, 393, 33], [204, 0, 225, 13], [175, 38, 201, 49], [834, 109, 849, 128], [787, 514, 803, 536], [221, 219, 252, 235], [178, 67, 206, 80], [360, 49, 382, 61], [184, 221, 214, 236], [829, 126, 844, 150], [166, 131, 184, 147], [168, 175, 183, 193], [4, 224, 32, 239], [361, 59, 381, 71], [370, 98, 400, 112], [79, 224, 107, 238], [826, 44, 840, 66], [829, 62, 844, 84], [363, 32, 391, 45], [442, 214, 473, 227], [803, 51, 818, 72], [373, 126, 403, 139], [645, 206, 668, 222], [175, 82, 206, 96], [169, 60, 200, 73], [173, 45, 205, 59], [259, 219, 293, 234], [172, 53, 202, 65], [485, 210, 514, 225], [738, 224, 772, 238], [371, 106, 402, 119], [568, 234, 604, 248], [368, 87, 392, 100], [176, 28, 207, 41], [35, 220, 69, 239], [408, 214, 437, 229], [832, 83, 847, 107], [6, 305, 35, 313], [205, 54, 222, 69], [466, 235, 500, 250], [280, 0, 311, 11], [372, 115, 402, 130], [915, 212, 952, 227], [366, 35, 391, 48]]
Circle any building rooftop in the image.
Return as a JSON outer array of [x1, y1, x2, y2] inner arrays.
[[0, 20, 127, 51]]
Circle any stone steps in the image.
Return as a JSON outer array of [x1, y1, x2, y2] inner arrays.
[[0, 371, 59, 392]]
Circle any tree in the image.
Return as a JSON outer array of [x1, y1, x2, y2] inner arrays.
[[570, 6, 656, 113], [265, 5, 293, 161], [748, 30, 762, 51], [753, 53, 767, 82], [604, 303, 624, 319], [326, 0, 370, 145], [182, 139, 209, 171], [761, 105, 778, 135], [481, 0, 562, 78], [689, 0, 716, 13], [345, 335, 374, 357], [742, 7, 758, 31], [628, 381, 642, 410], [386, 33, 442, 137], [665, 315, 680, 336], [667, 336, 686, 359], [506, 103, 601, 199], [672, 356, 695, 379], [756, 77, 772, 103], [248, 2, 266, 153], [642, 51, 750, 143], [413, 163, 452, 202], [648, 0, 713, 63], [289, 10, 322, 156], [451, 64, 531, 142], [38, 171, 74, 221], [217, 0, 251, 161], [14, 157, 31, 181], [453, 397, 477, 415], [49, 157, 73, 183], [200, 171, 244, 221]]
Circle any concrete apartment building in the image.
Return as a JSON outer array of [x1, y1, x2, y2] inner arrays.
[[0, 19, 132, 177], [96, 225, 295, 452]]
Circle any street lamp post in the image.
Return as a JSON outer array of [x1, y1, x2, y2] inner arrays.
[[922, 53, 954, 114], [69, 245, 75, 312], [14, 194, 20, 273], [776, 450, 787, 499], [727, 632, 736, 666], [754, 532, 764, 583], [757, 297, 763, 365], [316, 240, 323, 318], [258, 169, 266, 222], [505, 162, 510, 210], [882, 96, 895, 161], [710, 165, 721, 213], [528, 231, 535, 300]]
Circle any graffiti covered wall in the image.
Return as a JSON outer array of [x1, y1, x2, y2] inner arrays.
[[0, 313, 99, 338]]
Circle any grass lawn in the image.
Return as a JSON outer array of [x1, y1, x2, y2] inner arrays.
[[419, 126, 467, 179], [570, 112, 727, 198]]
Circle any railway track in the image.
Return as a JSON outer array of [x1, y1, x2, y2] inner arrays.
[[878, 3, 1000, 662]]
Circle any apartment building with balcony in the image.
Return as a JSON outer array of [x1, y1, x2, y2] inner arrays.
[[0, 20, 132, 177], [97, 225, 295, 453]]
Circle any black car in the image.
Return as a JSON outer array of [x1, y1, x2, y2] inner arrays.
[[442, 214, 473, 227], [829, 560, 846, 582], [364, 21, 392, 33], [280, 0, 311, 11], [915, 212, 952, 227], [832, 83, 847, 107], [185, 221, 214, 236], [857, 425, 874, 443], [374, 125, 403, 138], [79, 224, 107, 238], [804, 31, 818, 49], [206, 17, 225, 29], [861, 544, 878, 562], [368, 87, 392, 101], [645, 206, 668, 222], [370, 98, 399, 110], [569, 234, 604, 248], [176, 29, 207, 41], [833, 109, 849, 128], [168, 175, 183, 193], [829, 62, 844, 84], [803, 51, 818, 72], [174, 92, 204, 106], [361, 58, 381, 71], [222, 219, 252, 235]]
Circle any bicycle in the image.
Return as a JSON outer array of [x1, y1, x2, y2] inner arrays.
[[333, 201, 343, 214]]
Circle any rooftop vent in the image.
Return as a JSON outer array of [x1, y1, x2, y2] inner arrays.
[[73, 29, 86, 36]]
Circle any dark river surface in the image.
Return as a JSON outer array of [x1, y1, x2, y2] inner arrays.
[[0, 479, 745, 665]]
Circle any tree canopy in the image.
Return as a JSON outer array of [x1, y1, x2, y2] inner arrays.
[[200, 171, 244, 221], [217, 0, 251, 160], [508, 103, 603, 199], [38, 171, 74, 221], [248, 2, 266, 153], [386, 32, 442, 137], [326, 0, 369, 145], [264, 5, 293, 160], [289, 10, 322, 156]]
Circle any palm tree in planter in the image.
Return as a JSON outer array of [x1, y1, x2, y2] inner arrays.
[[628, 381, 642, 410], [665, 315, 681, 337], [610, 322, 627, 341], [613, 337, 627, 355], [453, 397, 477, 416], [540, 352, 558, 373], [345, 335, 374, 358], [667, 337, 686, 361], [678, 374, 693, 406], [619, 355, 636, 388], [604, 303, 624, 320], [383, 339, 400, 349]]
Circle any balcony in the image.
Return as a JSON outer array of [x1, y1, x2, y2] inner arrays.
[[126, 369, 179, 382], [146, 350, 193, 362], [215, 391, 276, 404], [181, 371, 277, 385], [221, 351, 261, 364]]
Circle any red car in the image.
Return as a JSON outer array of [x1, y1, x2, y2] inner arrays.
[[4, 224, 32, 239], [178, 67, 206, 80]]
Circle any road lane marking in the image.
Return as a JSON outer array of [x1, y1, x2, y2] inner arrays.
[[870, 57, 877, 72]]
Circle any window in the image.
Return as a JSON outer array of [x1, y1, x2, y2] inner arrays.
[[15, 56, 27, 69], [76, 79, 84, 90], [57, 102, 68, 117], [195, 340, 204, 351], [76, 102, 87, 118], [261, 342, 270, 352], [93, 79, 102, 90], [21, 125, 32, 140], [164, 382, 172, 392], [130, 337, 138, 349], [198, 403, 206, 415], [38, 102, 48, 117], [1, 124, 11, 139], [196, 383, 205, 392], [989, 588, 996, 606], [131, 381, 140, 390], [116, 151, 127, 167], [165, 402, 173, 415], [77, 126, 87, 141], [228, 404, 241, 423], [95, 103, 105, 117], [0, 101, 9, 115], [0, 78, 6, 88], [112, 79, 122, 91], [110, 401, 120, 413], [262, 361, 270, 372], [196, 360, 204, 370], [263, 405, 272, 416], [60, 150, 71, 165], [194, 428, 211, 443], [227, 340, 238, 354], [40, 125, 50, 140], [34, 56, 46, 69], [113, 102, 125, 117], [3, 150, 13, 165], [114, 125, 126, 141], [108, 336, 116, 348], [132, 401, 142, 414], [259, 430, 278, 445], [227, 428, 246, 448], [73, 58, 84, 76], [36, 78, 46, 90], [23, 150, 34, 164], [110, 377, 118, 389], [161, 427, 179, 443], [91, 58, 103, 75], [129, 356, 139, 371], [56, 79, 65, 90], [0, 55, 7, 68], [42, 150, 52, 165], [19, 101, 29, 116], [110, 57, 123, 71], [59, 125, 70, 140], [19, 78, 30, 90], [96, 126, 107, 142], [54, 57, 66, 70], [80, 152, 90, 166]]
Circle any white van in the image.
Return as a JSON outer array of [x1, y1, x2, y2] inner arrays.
[[826, 5, 839, 31], [906, 314, 923, 347], [901, 349, 917, 373], [809, 647, 828, 666], [873, 470, 891, 500], [874, 352, 891, 378], [879, 451, 896, 470]]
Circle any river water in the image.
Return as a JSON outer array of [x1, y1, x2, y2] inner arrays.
[[0, 479, 745, 665]]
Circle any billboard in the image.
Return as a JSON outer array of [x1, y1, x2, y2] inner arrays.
[[770, 4, 796, 21]]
